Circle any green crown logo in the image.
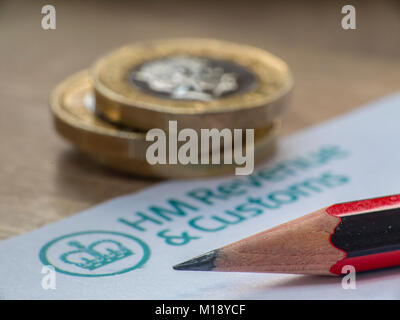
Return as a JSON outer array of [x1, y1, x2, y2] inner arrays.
[[60, 239, 133, 270]]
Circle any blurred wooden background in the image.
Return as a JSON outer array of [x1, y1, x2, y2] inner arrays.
[[0, 0, 399, 240]]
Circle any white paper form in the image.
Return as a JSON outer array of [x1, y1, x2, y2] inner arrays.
[[1, 93, 400, 299]]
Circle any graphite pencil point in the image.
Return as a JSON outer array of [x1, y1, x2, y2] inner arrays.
[[173, 250, 218, 271]]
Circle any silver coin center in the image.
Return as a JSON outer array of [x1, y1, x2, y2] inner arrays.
[[130, 56, 242, 101]]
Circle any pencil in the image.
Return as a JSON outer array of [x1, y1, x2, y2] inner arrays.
[[173, 194, 400, 275]]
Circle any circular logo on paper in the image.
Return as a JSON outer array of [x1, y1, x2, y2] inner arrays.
[[39, 231, 150, 277]]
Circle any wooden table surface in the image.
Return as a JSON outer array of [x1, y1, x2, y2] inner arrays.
[[1, 0, 399, 240]]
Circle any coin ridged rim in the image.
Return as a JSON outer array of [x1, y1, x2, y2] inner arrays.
[[50, 71, 146, 140], [88, 138, 277, 178], [91, 38, 293, 125], [50, 70, 151, 161], [50, 70, 280, 177]]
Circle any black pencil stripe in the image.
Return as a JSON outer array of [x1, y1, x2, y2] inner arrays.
[[331, 207, 400, 257]]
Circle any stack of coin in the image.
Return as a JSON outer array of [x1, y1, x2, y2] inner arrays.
[[50, 38, 293, 178]]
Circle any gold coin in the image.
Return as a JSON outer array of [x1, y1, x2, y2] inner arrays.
[[50, 70, 279, 178], [92, 38, 293, 131]]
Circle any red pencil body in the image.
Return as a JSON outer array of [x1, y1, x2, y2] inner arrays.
[[327, 194, 400, 275]]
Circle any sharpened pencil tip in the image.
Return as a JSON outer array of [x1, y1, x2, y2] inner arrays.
[[173, 250, 219, 271]]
